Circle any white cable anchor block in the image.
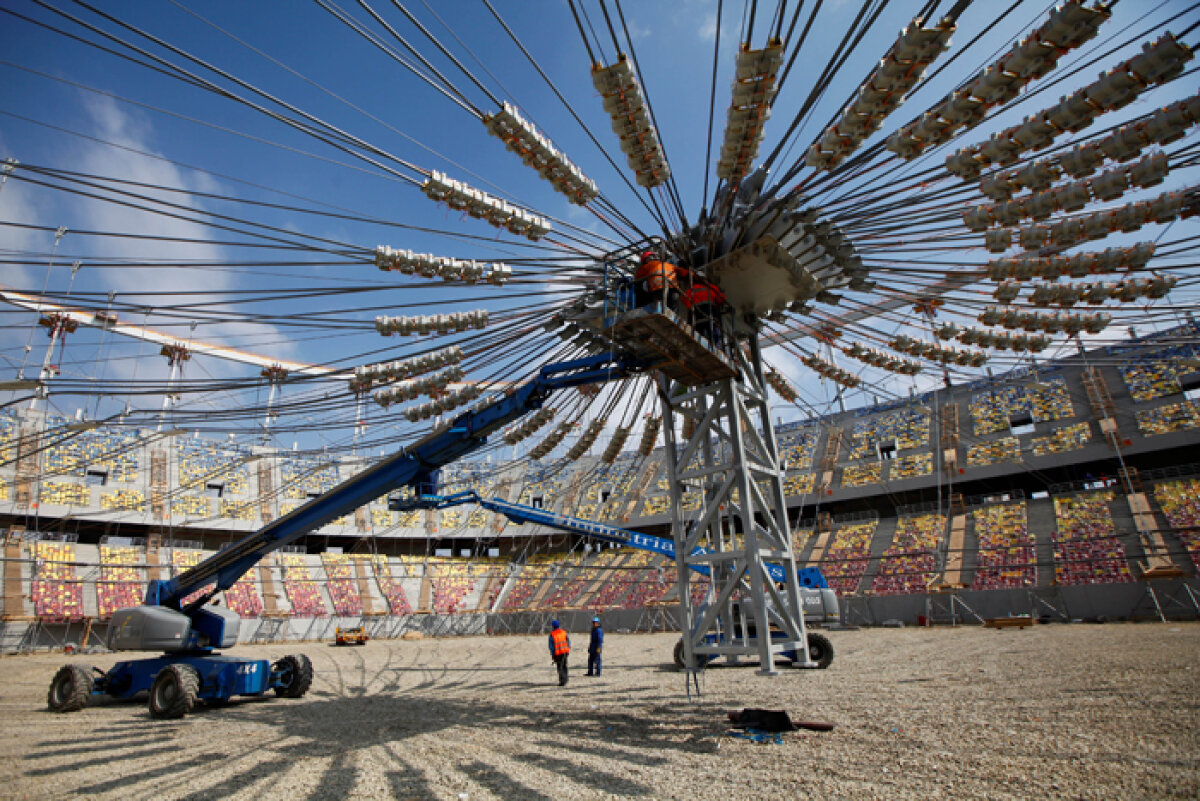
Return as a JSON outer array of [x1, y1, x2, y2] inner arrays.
[[946, 34, 1193, 178], [502, 407, 556, 446], [954, 327, 1050, 353], [483, 102, 599, 205], [591, 55, 671, 188], [985, 243, 1155, 280], [980, 151, 1169, 202], [889, 335, 989, 365], [600, 425, 632, 464], [809, 16, 954, 170], [566, 418, 606, 461], [993, 280, 1023, 303], [970, 91, 1200, 194], [979, 306, 1111, 335], [421, 171, 552, 241], [800, 353, 861, 386], [1009, 187, 1190, 251], [374, 309, 489, 336], [764, 367, 801, 400], [372, 365, 465, 408], [637, 415, 662, 457], [400, 383, 484, 422], [528, 420, 573, 460], [375, 246, 511, 285], [350, 346, 464, 392], [962, 154, 1170, 230], [888, 1, 1111, 161], [1028, 274, 1177, 307], [717, 40, 783, 182], [840, 343, 922, 375]]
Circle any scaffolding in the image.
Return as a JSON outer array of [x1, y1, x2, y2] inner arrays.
[[659, 336, 812, 675]]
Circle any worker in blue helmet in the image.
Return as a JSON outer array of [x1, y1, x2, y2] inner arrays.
[[586, 616, 604, 677], [548, 619, 570, 686]]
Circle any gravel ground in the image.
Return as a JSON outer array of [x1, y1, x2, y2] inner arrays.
[[0, 622, 1196, 800]]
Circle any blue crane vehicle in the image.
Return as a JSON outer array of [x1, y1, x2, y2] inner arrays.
[[46, 354, 641, 718], [394, 490, 838, 669]]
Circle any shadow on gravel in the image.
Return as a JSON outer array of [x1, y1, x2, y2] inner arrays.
[[387, 665, 538, 672], [39, 692, 131, 713], [584, 685, 662, 696], [459, 759, 556, 801], [533, 736, 670, 767], [233, 693, 716, 758], [23, 689, 713, 798]]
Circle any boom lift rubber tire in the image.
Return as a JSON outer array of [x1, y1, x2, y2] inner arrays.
[[672, 639, 710, 670], [149, 663, 200, 719], [273, 653, 314, 698], [804, 632, 834, 669], [47, 664, 93, 712]]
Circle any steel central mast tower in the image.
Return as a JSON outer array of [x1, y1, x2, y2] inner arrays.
[[561, 172, 870, 676], [658, 336, 812, 674]]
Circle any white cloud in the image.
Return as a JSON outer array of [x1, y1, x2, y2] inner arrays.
[[625, 19, 653, 41], [693, 2, 738, 43], [0, 133, 61, 391], [72, 95, 227, 286], [64, 95, 297, 360], [0, 96, 301, 419], [0, 131, 47, 290]]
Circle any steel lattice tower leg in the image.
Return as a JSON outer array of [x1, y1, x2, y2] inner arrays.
[[659, 336, 812, 676]]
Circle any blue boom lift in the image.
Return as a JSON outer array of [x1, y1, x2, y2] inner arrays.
[[47, 354, 640, 718], [395, 491, 838, 669]]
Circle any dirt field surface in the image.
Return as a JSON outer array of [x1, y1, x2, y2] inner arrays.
[[0, 622, 1197, 800]]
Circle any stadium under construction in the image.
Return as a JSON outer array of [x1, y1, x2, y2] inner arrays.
[[1, 0, 1199, 654], [0, 0, 1195, 647], [3, 318, 1200, 653], [4, 1, 1200, 796]]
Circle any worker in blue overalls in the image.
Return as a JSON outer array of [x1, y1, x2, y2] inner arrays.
[[586, 616, 604, 677]]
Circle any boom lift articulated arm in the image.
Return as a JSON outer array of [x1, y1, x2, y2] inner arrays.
[[149, 354, 642, 616], [396, 491, 839, 653], [49, 354, 642, 718], [394, 490, 830, 591], [45, 354, 642, 719]]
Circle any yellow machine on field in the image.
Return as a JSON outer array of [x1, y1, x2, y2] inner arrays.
[[335, 626, 368, 646]]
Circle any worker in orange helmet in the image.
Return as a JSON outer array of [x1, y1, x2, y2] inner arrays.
[[548, 619, 571, 686], [681, 280, 727, 348], [634, 250, 687, 310]]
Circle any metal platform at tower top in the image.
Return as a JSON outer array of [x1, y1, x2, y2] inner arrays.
[[605, 307, 736, 386]]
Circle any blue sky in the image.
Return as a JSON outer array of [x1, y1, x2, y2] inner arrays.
[[1, 1, 1197, 452]]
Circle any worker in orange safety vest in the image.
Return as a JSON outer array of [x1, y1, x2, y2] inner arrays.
[[634, 250, 687, 310], [548, 619, 571, 686]]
